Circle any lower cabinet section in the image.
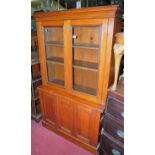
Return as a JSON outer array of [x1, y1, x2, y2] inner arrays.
[[39, 88, 101, 153]]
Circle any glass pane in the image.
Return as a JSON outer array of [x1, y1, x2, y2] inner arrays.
[[44, 26, 64, 87], [73, 26, 100, 47], [73, 47, 98, 70], [72, 25, 101, 96], [73, 68, 98, 96], [45, 45, 64, 63], [47, 62, 65, 86], [44, 27, 63, 43]]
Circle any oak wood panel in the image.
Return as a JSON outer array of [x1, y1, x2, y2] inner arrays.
[[70, 19, 107, 26], [43, 92, 58, 125], [41, 20, 64, 26], [57, 97, 74, 134], [97, 19, 108, 103], [64, 20, 72, 92], [101, 18, 115, 106], [39, 85, 103, 111], [74, 103, 92, 144], [89, 110, 101, 146]]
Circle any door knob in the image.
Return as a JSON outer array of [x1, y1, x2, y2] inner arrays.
[[72, 35, 78, 39]]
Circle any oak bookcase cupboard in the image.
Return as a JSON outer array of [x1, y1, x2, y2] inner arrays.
[[33, 5, 122, 154]]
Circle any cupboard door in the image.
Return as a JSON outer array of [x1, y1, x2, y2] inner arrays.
[[43, 26, 65, 87], [43, 93, 58, 125], [69, 19, 108, 101], [74, 103, 92, 143], [58, 97, 74, 134]]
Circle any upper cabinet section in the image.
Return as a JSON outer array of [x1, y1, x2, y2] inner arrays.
[[34, 6, 122, 103], [43, 26, 65, 87]]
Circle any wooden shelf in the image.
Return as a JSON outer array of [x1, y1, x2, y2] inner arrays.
[[73, 43, 99, 50], [47, 57, 64, 65], [73, 60, 98, 71], [74, 60, 98, 70], [45, 41, 64, 46], [74, 84, 96, 96], [49, 79, 65, 86]]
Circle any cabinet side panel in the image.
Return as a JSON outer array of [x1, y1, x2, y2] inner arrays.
[[97, 19, 108, 101], [101, 18, 115, 107]]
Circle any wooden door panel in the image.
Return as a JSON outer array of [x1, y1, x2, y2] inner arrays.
[[43, 93, 58, 125], [75, 103, 92, 143], [58, 97, 74, 134]]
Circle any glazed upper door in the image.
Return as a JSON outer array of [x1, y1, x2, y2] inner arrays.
[[42, 22, 65, 87], [44, 26, 64, 87], [70, 19, 108, 101]]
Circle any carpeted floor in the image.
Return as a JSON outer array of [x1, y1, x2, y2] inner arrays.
[[31, 120, 94, 155]]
